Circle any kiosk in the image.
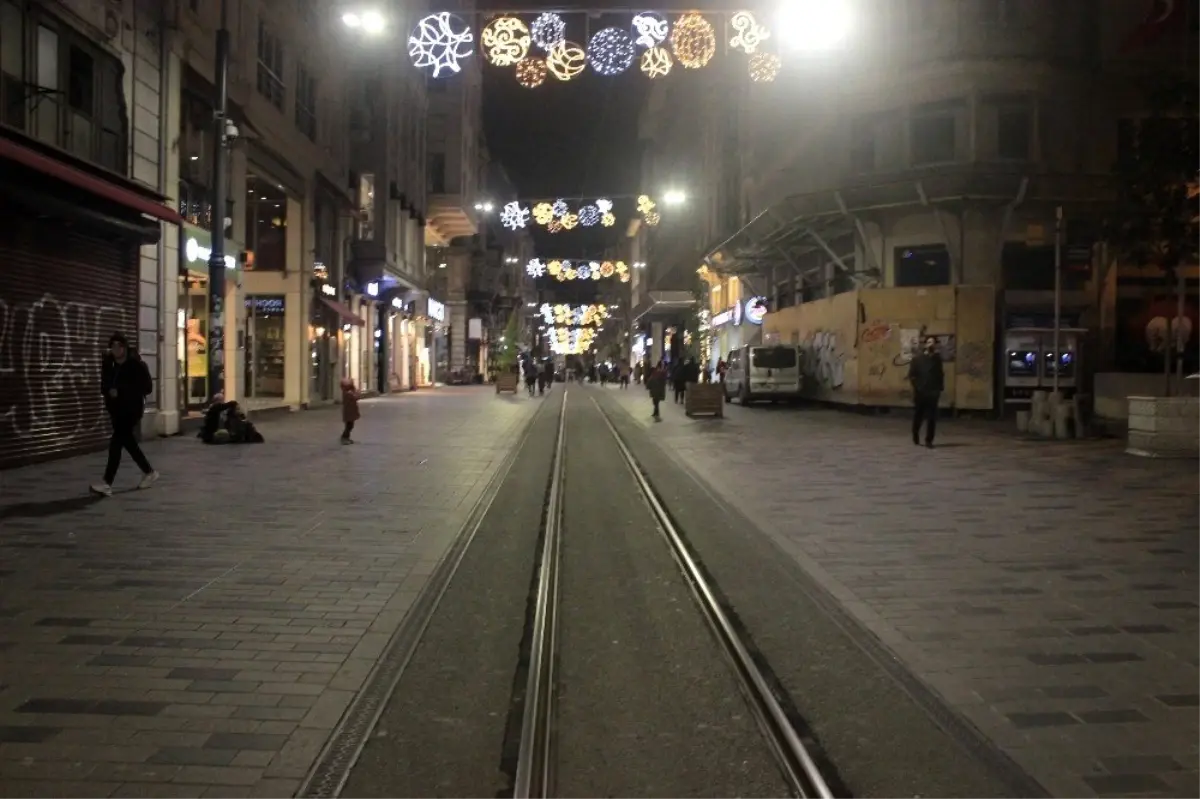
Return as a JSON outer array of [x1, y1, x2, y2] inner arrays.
[[1003, 326, 1086, 406]]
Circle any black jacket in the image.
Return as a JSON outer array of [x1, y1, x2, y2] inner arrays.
[[908, 352, 945, 397], [101, 354, 153, 424]]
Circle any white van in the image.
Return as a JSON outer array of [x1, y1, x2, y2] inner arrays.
[[723, 345, 804, 404]]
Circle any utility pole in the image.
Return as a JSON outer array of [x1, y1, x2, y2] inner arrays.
[[207, 0, 231, 402], [1051, 206, 1063, 395]]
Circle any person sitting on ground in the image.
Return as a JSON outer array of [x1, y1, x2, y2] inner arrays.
[[199, 396, 265, 444]]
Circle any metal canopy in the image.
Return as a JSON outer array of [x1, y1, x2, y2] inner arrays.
[[631, 291, 697, 325]]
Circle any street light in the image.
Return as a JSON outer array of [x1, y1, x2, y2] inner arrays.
[[662, 189, 687, 206], [474, 201, 494, 213], [777, 0, 851, 52], [342, 10, 386, 34]]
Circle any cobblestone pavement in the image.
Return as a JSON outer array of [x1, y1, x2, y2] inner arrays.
[[0, 388, 538, 798], [602, 386, 1198, 799]]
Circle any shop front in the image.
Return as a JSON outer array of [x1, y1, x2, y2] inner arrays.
[[310, 278, 364, 403], [381, 295, 417, 393], [426, 297, 448, 386], [178, 224, 242, 411]]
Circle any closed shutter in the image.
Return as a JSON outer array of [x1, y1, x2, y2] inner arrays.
[[0, 201, 139, 470]]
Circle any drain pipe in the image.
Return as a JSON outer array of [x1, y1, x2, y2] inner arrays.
[[156, 2, 173, 433]]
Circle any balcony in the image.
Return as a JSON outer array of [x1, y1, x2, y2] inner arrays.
[[424, 194, 478, 246], [348, 239, 422, 291]]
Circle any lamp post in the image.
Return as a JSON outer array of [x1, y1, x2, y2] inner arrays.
[[207, 0, 231, 403]]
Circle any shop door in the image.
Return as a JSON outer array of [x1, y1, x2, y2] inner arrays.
[[0, 206, 138, 469]]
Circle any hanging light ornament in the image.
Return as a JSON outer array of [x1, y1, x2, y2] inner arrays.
[[728, 10, 770, 55], [631, 11, 669, 49], [599, 261, 616, 278], [547, 219, 564, 233], [591, 267, 603, 280], [578, 205, 601, 227], [637, 194, 657, 214], [409, 12, 475, 78], [481, 16, 531, 66], [645, 211, 662, 226], [532, 202, 555, 225], [640, 46, 672, 79], [515, 57, 548, 88], [560, 213, 580, 230], [601, 212, 616, 227], [587, 27, 636, 76], [547, 260, 563, 276], [595, 198, 613, 213], [546, 40, 587, 81], [669, 13, 716, 69], [551, 199, 569, 218], [748, 52, 782, 83], [530, 12, 567, 52]]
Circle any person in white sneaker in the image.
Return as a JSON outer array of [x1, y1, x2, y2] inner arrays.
[[90, 333, 158, 496]]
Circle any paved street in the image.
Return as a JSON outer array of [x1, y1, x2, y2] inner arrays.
[[598, 385, 1199, 798], [0, 389, 537, 798]]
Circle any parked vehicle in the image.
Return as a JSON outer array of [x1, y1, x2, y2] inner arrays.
[[722, 345, 803, 405]]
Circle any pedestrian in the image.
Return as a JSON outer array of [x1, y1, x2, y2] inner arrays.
[[647, 361, 667, 420], [90, 332, 158, 496], [340, 377, 360, 444], [671, 360, 688, 404], [619, 361, 631, 389], [908, 336, 945, 448]]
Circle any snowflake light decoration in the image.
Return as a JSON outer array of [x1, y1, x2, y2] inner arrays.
[[669, 13, 716, 70], [577, 263, 592, 280], [578, 205, 601, 227], [546, 41, 587, 81], [599, 261, 616, 277], [749, 52, 782, 83], [515, 57, 548, 88], [532, 202, 555, 225], [644, 210, 662, 226], [560, 212, 579, 230], [501, 201, 529, 230], [547, 260, 563, 276], [631, 12, 669, 49], [591, 266, 603, 280], [637, 194, 657, 214], [409, 12, 475, 78], [640, 47, 672, 79], [539, 303, 554, 324], [620, 271, 631, 283], [531, 12, 566, 52], [547, 219, 564, 233], [729, 11, 769, 55], [551, 199, 569, 218], [526, 259, 547, 278], [595, 198, 613, 213], [481, 16, 531, 67], [587, 28, 636, 76], [601, 212, 616, 227]]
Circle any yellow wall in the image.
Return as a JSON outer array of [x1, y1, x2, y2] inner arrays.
[[762, 286, 995, 409]]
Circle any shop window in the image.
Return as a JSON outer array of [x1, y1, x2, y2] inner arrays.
[[295, 63, 316, 141], [895, 245, 951, 286], [245, 173, 287, 271], [910, 101, 960, 165], [245, 296, 286, 398], [997, 106, 1031, 160], [256, 20, 284, 110], [0, 1, 25, 130]]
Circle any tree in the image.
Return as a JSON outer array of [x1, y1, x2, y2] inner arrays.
[[494, 310, 522, 372]]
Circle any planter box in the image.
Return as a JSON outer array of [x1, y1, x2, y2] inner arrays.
[[685, 382, 724, 418], [1126, 396, 1199, 458], [495, 372, 520, 394]]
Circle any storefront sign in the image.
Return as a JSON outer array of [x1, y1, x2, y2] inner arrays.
[[732, 302, 744, 326], [183, 226, 237, 271], [320, 283, 337, 297], [391, 297, 404, 310], [428, 298, 446, 322], [366, 282, 380, 297], [711, 309, 734, 327], [246, 296, 286, 314], [744, 296, 768, 325]]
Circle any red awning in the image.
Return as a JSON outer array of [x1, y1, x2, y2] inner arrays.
[[319, 297, 366, 326], [0, 135, 184, 226]]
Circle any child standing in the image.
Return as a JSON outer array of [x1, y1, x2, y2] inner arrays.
[[340, 378, 360, 444]]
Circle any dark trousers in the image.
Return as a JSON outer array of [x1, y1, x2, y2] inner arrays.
[[342, 421, 355, 440], [104, 421, 152, 484], [912, 394, 939, 444], [652, 398, 661, 417], [673, 384, 686, 403]]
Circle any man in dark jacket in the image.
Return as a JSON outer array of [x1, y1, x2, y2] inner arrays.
[[646, 362, 668, 419], [907, 336, 945, 448], [90, 333, 158, 496]]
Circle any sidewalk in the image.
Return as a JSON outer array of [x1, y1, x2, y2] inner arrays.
[[600, 385, 1199, 798], [0, 387, 539, 797]]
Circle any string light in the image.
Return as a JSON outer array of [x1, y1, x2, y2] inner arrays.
[[631, 12, 669, 48], [551, 199, 569, 218], [669, 13, 716, 69], [547, 219, 564, 233], [538, 259, 629, 281], [637, 195, 656, 214], [409, 12, 475, 78], [526, 259, 546, 277], [749, 52, 782, 83], [729, 11, 769, 54], [546, 40, 587, 81], [596, 198, 613, 213], [532, 202, 555, 225], [560, 213, 579, 230], [644, 210, 662, 226], [515, 57, 548, 88], [530, 12, 566, 52], [587, 27, 636, 76], [601, 212, 616, 227], [640, 46, 672, 78], [481, 16, 531, 66], [578, 205, 601, 226], [500, 201, 529, 230]]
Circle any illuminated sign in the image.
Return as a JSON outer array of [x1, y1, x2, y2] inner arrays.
[[427, 298, 446, 322], [711, 309, 733, 327], [366, 282, 380, 297], [184, 236, 236, 270], [744, 296, 768, 325], [320, 283, 337, 297], [391, 297, 404, 310]]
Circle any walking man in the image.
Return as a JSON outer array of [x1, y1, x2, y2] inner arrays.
[[646, 362, 667, 420], [908, 336, 945, 449], [91, 333, 158, 496]]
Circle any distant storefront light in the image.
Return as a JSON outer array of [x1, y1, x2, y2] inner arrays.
[[428, 298, 446, 322], [185, 236, 236, 270], [366, 282, 380, 297]]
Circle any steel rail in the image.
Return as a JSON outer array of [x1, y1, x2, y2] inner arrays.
[[512, 390, 569, 798], [592, 397, 835, 799]]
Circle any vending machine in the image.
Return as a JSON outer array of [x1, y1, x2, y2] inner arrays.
[[1003, 326, 1086, 406]]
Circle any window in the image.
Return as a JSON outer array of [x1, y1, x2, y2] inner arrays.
[[895, 245, 951, 286], [35, 25, 59, 147], [428, 152, 446, 194], [910, 102, 958, 165], [0, 0, 26, 129], [256, 20, 284, 110], [244, 173, 288, 271], [996, 107, 1031, 160], [295, 64, 316, 140], [358, 173, 375, 240]]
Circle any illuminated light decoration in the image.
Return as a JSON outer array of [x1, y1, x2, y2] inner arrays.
[[532, 202, 555, 225], [637, 194, 656, 214], [577, 263, 592, 280], [615, 261, 629, 274], [481, 16, 531, 67], [547, 219, 564, 233], [409, 12, 475, 78], [515, 57, 548, 88], [599, 261, 616, 277], [530, 12, 566, 52], [587, 27, 636, 76], [595, 198, 613, 213], [500, 201, 529, 230], [551, 199, 569, 218], [620, 272, 631, 283], [644, 210, 662, 226], [526, 259, 546, 278], [546, 40, 587, 81], [669, 13, 717, 70], [591, 266, 603, 280], [578, 205, 601, 227], [547, 260, 563, 276], [601, 212, 616, 227], [728, 10, 769, 54], [640, 46, 672, 79], [560, 212, 579, 230], [563, 265, 578, 280], [748, 51, 782, 83], [631, 11, 669, 49]]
